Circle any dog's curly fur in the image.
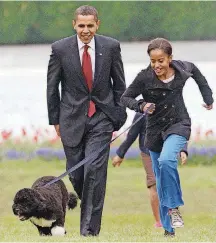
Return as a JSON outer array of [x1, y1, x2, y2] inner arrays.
[[12, 176, 77, 236]]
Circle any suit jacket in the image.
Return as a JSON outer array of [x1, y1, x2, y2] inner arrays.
[[47, 34, 127, 147]]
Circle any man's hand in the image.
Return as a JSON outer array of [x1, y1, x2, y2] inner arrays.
[[180, 151, 187, 165], [112, 155, 124, 167], [203, 103, 213, 110], [54, 124, 61, 137], [142, 103, 156, 114]]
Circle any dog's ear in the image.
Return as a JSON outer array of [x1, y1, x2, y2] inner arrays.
[[38, 193, 46, 202], [34, 192, 47, 210]]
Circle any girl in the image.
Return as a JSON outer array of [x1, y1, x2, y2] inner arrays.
[[120, 38, 213, 237]]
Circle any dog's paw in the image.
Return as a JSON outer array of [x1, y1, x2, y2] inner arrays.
[[68, 192, 78, 210], [51, 226, 65, 236]]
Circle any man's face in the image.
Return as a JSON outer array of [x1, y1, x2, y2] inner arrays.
[[73, 15, 100, 44]]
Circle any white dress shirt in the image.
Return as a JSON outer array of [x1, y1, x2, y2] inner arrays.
[[77, 36, 95, 80]]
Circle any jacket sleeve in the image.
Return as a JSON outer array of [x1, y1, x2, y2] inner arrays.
[[116, 113, 144, 158], [180, 142, 188, 156], [120, 71, 146, 112], [110, 42, 126, 106], [47, 45, 62, 125], [139, 116, 150, 155], [187, 62, 214, 105]]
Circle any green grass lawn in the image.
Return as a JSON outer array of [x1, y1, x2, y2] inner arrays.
[[1, 159, 216, 241]]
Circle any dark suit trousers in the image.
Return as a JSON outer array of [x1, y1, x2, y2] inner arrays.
[[63, 111, 113, 236]]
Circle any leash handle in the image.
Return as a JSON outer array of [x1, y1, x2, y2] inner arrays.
[[44, 104, 154, 187]]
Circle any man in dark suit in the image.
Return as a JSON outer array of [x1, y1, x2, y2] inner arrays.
[[47, 5, 126, 236]]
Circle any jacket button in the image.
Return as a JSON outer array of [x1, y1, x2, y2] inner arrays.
[[170, 118, 173, 121], [162, 92, 166, 96], [172, 104, 175, 108], [164, 105, 167, 109], [162, 118, 166, 121], [151, 91, 154, 94]]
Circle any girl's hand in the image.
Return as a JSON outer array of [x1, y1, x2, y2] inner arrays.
[[143, 103, 156, 114], [180, 151, 188, 165], [112, 155, 124, 167], [203, 103, 213, 110]]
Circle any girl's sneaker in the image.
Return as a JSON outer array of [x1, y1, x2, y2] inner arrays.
[[169, 208, 184, 228], [164, 230, 175, 237]]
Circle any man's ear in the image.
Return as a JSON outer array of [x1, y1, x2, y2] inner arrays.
[[96, 20, 100, 30], [72, 20, 76, 30]]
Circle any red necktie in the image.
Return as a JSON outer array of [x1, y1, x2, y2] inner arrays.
[[82, 45, 96, 117]]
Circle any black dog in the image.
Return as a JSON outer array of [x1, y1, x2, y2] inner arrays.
[[12, 176, 77, 236]]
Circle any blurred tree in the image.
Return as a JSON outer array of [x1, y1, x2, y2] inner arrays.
[[1, 1, 216, 44]]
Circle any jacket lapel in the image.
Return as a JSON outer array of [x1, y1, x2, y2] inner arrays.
[[67, 35, 88, 91], [93, 35, 105, 89]]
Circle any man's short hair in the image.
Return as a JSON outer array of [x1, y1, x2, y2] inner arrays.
[[74, 5, 98, 21]]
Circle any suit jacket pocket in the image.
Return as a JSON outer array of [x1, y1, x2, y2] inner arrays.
[[60, 102, 74, 127]]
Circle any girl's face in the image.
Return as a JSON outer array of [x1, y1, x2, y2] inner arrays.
[[149, 48, 172, 79]]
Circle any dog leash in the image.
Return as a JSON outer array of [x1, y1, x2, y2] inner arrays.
[[44, 104, 155, 187]]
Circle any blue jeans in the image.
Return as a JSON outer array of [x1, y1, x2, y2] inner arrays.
[[149, 134, 187, 233]]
